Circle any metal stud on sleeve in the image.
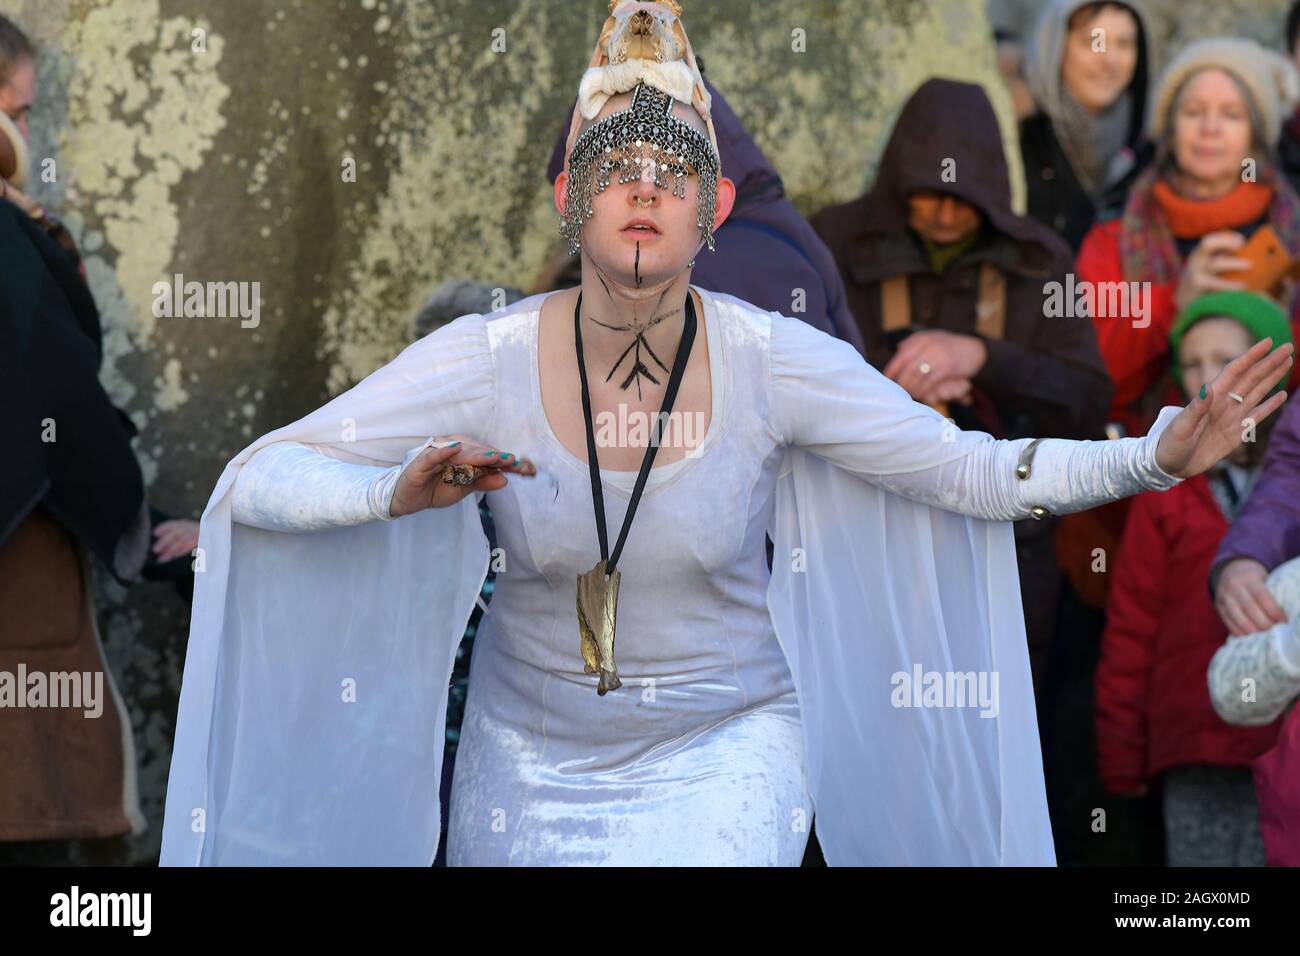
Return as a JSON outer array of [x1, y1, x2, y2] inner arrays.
[[1016, 438, 1051, 519], [1016, 438, 1044, 480]]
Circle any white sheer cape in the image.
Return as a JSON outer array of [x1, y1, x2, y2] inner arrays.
[[159, 299, 1057, 866]]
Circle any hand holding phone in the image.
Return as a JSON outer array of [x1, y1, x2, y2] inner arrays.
[[1216, 225, 1296, 295]]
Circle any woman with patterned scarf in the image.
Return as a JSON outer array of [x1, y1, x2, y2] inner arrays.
[[1077, 38, 1300, 441]]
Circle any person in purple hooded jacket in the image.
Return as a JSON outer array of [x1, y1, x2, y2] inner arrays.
[[1212, 396, 1300, 636], [545, 62, 865, 356]]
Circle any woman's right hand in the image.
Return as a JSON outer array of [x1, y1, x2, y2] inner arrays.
[[389, 437, 537, 517], [1175, 230, 1250, 310]]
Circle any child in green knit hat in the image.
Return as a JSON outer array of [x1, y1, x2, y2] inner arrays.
[[1169, 291, 1293, 472]]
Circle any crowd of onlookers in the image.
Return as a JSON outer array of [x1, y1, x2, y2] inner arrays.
[[812, 0, 1300, 867], [4, 2, 1300, 866], [698, 0, 1300, 867]]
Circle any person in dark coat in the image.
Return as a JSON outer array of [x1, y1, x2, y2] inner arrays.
[[810, 77, 1113, 688], [1019, 0, 1154, 251], [0, 14, 195, 858], [0, 187, 150, 845], [545, 71, 865, 356]]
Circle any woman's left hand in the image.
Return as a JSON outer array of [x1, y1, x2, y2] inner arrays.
[[1155, 338, 1295, 478]]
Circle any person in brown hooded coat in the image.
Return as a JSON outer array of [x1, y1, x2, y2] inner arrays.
[[811, 77, 1113, 683]]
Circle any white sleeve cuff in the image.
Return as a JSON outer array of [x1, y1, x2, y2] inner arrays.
[[370, 437, 446, 521]]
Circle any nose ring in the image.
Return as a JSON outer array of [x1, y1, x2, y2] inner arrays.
[[634, 196, 654, 208]]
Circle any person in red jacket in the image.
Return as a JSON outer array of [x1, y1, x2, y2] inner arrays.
[[1096, 290, 1291, 866]]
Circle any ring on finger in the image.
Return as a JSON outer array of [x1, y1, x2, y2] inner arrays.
[[441, 464, 482, 486], [918, 362, 932, 375]]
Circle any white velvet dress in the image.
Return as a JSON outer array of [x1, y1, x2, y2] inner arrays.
[[227, 284, 1181, 866], [444, 302, 810, 866]]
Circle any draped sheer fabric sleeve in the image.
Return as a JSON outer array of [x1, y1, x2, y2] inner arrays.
[[765, 311, 1182, 518], [758, 306, 1058, 864], [160, 310, 499, 866]]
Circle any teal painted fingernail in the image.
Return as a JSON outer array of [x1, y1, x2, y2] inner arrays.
[[1199, 385, 1207, 400], [449, 441, 461, 447], [498, 451, 511, 459]]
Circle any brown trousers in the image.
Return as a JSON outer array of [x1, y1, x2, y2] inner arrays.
[[0, 506, 142, 841]]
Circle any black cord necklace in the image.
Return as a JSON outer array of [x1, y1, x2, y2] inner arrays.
[[572, 287, 698, 695]]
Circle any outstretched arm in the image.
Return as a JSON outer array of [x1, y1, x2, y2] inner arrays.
[[805, 406, 1182, 523], [768, 312, 1293, 521], [230, 441, 408, 533], [230, 438, 534, 533]]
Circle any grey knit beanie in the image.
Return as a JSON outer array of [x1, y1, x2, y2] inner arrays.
[[1149, 37, 1300, 146]]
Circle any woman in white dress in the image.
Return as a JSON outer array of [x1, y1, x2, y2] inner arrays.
[[159, 1, 1293, 867]]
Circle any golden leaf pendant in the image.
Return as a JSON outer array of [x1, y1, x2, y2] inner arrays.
[[576, 560, 622, 695]]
